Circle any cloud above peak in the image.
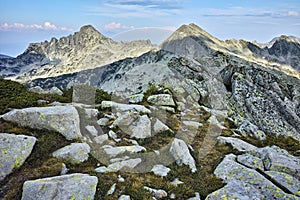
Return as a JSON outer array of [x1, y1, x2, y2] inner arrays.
[[0, 22, 72, 31]]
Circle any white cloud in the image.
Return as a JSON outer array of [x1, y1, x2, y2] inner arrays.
[[103, 22, 134, 32], [0, 22, 72, 31], [287, 11, 299, 17]]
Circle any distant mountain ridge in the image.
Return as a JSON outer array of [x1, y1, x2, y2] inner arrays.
[[0, 25, 154, 82], [0, 23, 299, 83]]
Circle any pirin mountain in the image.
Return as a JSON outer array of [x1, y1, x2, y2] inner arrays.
[[0, 23, 299, 199]]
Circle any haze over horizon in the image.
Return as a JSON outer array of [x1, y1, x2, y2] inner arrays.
[[0, 0, 299, 57]]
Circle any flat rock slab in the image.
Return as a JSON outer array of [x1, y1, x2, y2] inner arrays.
[[52, 143, 90, 164], [1, 106, 81, 140], [0, 133, 36, 181], [21, 173, 98, 200]]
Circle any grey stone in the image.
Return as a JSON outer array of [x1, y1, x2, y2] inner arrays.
[[214, 154, 297, 199], [0, 133, 36, 181], [170, 178, 184, 186], [144, 186, 168, 199], [266, 171, 300, 196], [1, 106, 81, 140], [52, 143, 90, 164], [113, 112, 152, 139], [187, 192, 201, 200], [129, 94, 144, 104], [28, 86, 46, 94], [254, 145, 300, 179], [108, 130, 121, 142], [237, 153, 264, 171], [102, 145, 146, 158], [170, 138, 197, 172], [97, 118, 110, 126], [94, 134, 109, 144], [147, 94, 175, 106], [238, 120, 266, 140], [85, 125, 98, 136], [102, 101, 151, 114], [61, 163, 69, 175], [217, 136, 257, 152], [118, 195, 131, 200], [206, 180, 264, 200], [182, 121, 203, 129], [153, 118, 172, 134], [49, 86, 63, 95], [107, 183, 116, 195], [106, 158, 142, 172], [21, 173, 98, 200], [151, 165, 171, 177]]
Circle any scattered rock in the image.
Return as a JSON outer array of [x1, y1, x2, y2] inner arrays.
[[52, 143, 90, 164], [238, 120, 266, 140], [113, 112, 152, 139], [97, 118, 110, 126], [85, 125, 98, 136], [108, 130, 121, 142], [151, 165, 171, 177], [217, 136, 257, 152], [129, 94, 144, 104], [0, 133, 36, 181], [144, 186, 168, 199], [214, 154, 297, 199], [21, 173, 98, 200], [102, 145, 146, 158], [105, 158, 142, 172], [237, 153, 264, 171], [187, 192, 201, 200], [265, 171, 300, 196], [170, 178, 184, 186], [61, 163, 69, 175], [254, 145, 300, 179], [206, 180, 263, 200], [170, 138, 197, 172], [94, 134, 109, 144], [153, 118, 172, 134], [28, 86, 46, 94], [1, 106, 81, 140], [107, 183, 116, 195], [49, 86, 63, 95], [147, 94, 175, 106], [118, 195, 131, 200], [182, 121, 203, 129], [118, 175, 125, 182], [102, 101, 151, 114]]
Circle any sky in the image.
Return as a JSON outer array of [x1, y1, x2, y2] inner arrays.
[[0, 0, 299, 57]]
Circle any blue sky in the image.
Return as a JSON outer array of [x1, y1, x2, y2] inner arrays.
[[0, 0, 299, 56]]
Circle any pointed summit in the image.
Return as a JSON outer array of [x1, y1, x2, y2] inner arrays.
[[160, 23, 221, 57]]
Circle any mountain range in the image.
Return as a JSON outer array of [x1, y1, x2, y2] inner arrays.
[[0, 23, 299, 84]]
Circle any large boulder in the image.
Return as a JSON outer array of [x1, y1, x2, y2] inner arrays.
[[52, 143, 90, 164], [206, 180, 264, 199], [0, 133, 36, 181], [214, 154, 298, 199], [21, 173, 98, 200], [1, 106, 81, 140]]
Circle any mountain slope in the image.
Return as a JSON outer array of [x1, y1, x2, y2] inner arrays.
[[0, 25, 154, 82]]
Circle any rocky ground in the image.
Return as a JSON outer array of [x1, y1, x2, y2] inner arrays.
[[0, 77, 299, 199]]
